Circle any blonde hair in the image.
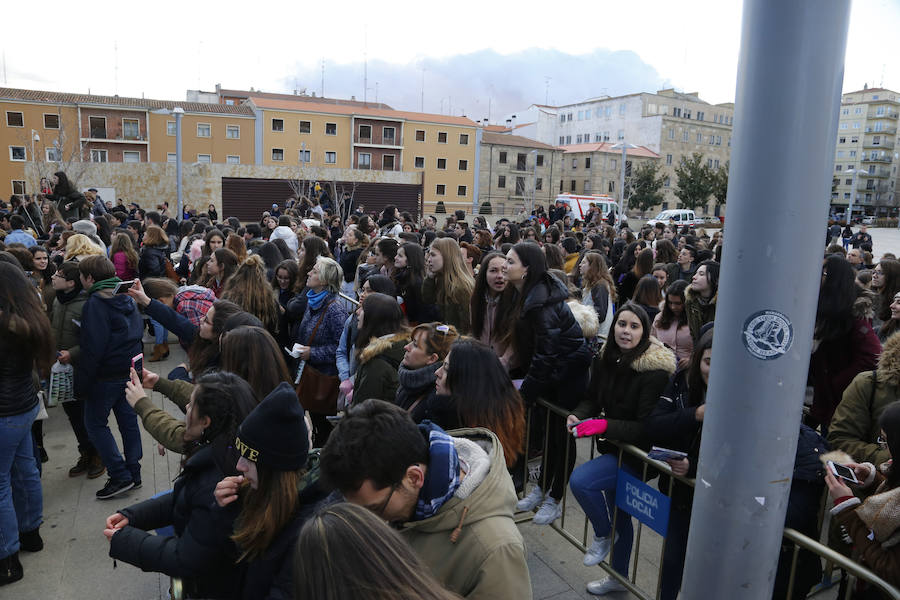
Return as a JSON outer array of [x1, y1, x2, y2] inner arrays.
[[429, 238, 475, 306], [64, 233, 104, 261], [314, 256, 343, 293]]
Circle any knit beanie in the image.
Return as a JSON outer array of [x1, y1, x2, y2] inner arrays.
[[73, 220, 98, 236], [235, 382, 309, 470]]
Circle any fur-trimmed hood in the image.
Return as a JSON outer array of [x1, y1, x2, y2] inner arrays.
[[600, 336, 677, 375], [877, 329, 900, 386], [567, 300, 600, 339], [684, 286, 718, 306], [358, 332, 409, 365], [853, 288, 876, 321]]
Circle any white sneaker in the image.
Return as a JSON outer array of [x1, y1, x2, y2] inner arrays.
[[586, 576, 627, 596], [583, 533, 615, 566], [532, 497, 562, 525], [516, 486, 544, 512]]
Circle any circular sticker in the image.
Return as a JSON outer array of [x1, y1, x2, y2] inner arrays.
[[742, 310, 793, 360]]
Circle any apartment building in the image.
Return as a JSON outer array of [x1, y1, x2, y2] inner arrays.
[[0, 87, 255, 196], [188, 84, 392, 110], [246, 97, 479, 212], [511, 89, 735, 215], [558, 142, 660, 199], [478, 132, 561, 213], [832, 86, 900, 219]]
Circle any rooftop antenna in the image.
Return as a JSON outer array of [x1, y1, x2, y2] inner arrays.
[[880, 64, 886, 88], [420, 66, 425, 112], [3, 49, 8, 85], [363, 27, 368, 104], [321, 58, 325, 97], [488, 97, 491, 122], [114, 41, 119, 95], [545, 76, 551, 104], [375, 81, 379, 104]]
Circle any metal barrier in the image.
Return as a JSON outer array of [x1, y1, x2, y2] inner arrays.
[[520, 398, 900, 600]]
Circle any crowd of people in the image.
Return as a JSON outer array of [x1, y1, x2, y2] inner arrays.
[[0, 172, 897, 599]]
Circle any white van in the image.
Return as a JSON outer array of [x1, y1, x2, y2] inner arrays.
[[554, 194, 619, 225], [646, 209, 699, 227]]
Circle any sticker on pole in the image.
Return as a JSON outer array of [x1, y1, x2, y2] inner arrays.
[[742, 310, 793, 360]]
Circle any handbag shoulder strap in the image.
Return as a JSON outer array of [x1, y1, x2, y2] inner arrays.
[[306, 300, 336, 345]]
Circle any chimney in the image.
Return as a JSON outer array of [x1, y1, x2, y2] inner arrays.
[[511, 114, 517, 128], [351, 95, 356, 101], [505, 118, 512, 130]]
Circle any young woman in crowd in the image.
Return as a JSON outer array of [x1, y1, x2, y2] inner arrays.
[[0, 263, 53, 585], [435, 339, 525, 470], [374, 238, 399, 282], [271, 259, 299, 310], [288, 235, 332, 321], [566, 303, 675, 596], [652, 279, 693, 370], [396, 322, 459, 425], [109, 233, 139, 281], [460, 242, 482, 278], [293, 256, 347, 446], [543, 243, 565, 271], [394, 242, 432, 325], [504, 242, 590, 525], [871, 259, 900, 330], [684, 259, 719, 342], [225, 233, 248, 264], [351, 293, 409, 404], [203, 229, 226, 256], [617, 247, 654, 303], [294, 502, 462, 600], [652, 262, 669, 293], [205, 248, 239, 298], [64, 233, 105, 262], [106, 372, 257, 599], [632, 274, 663, 323], [221, 255, 281, 337], [424, 238, 475, 334], [336, 275, 396, 398], [471, 252, 515, 365], [213, 383, 326, 600], [579, 251, 616, 341], [337, 227, 367, 293], [27, 246, 55, 310], [139, 225, 173, 361]]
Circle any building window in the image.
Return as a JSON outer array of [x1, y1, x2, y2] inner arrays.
[[197, 154, 211, 163], [383, 127, 396, 144], [840, 123, 848, 130], [299, 120, 311, 134], [682, 131, 689, 142], [584, 180, 592, 193], [585, 157, 591, 169], [716, 136, 722, 145], [668, 128, 675, 139], [358, 153, 371, 169], [839, 137, 846, 143], [90, 149, 107, 163], [517, 153, 528, 170], [167, 121, 176, 136], [226, 155, 240, 165], [45, 147, 61, 161], [458, 159, 468, 170], [707, 159, 714, 168], [415, 129, 425, 142], [436, 158, 447, 169], [570, 180, 577, 192], [414, 156, 424, 168], [498, 175, 506, 188], [457, 185, 467, 197], [696, 132, 703, 143], [664, 177, 670, 187], [571, 158, 577, 169], [673, 107, 682, 117], [709, 135, 715, 145], [619, 103, 626, 115], [89, 116, 107, 138], [618, 129, 625, 140], [325, 123, 337, 135], [6, 112, 24, 127], [697, 111, 704, 121], [225, 99, 234, 105], [576, 134, 583, 144], [123, 119, 140, 139], [436, 184, 446, 195], [299, 150, 310, 163], [12, 180, 26, 195], [536, 177, 543, 190], [714, 159, 720, 168], [666, 154, 673, 165], [359, 124, 372, 140], [197, 123, 211, 138], [122, 151, 140, 163], [459, 133, 469, 145], [559, 136, 565, 144], [272, 148, 284, 161], [325, 151, 337, 164], [43, 114, 59, 129], [9, 146, 26, 161], [566, 135, 571, 144], [437, 132, 448, 143], [560, 115, 566, 123], [536, 154, 544, 166], [498, 151, 507, 164], [383, 155, 395, 170], [568, 113, 573, 121], [167, 153, 176, 163], [272, 119, 284, 132], [226, 125, 240, 139]]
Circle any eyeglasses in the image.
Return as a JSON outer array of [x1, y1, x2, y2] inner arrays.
[[371, 484, 397, 518], [876, 435, 887, 449]]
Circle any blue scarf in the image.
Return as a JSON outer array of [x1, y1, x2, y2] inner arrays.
[[306, 288, 330, 311], [413, 421, 461, 521]]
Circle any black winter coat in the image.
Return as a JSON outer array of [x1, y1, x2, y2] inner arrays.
[[0, 332, 38, 417], [139, 243, 170, 279], [48, 188, 88, 221], [109, 446, 238, 599], [515, 273, 590, 406]]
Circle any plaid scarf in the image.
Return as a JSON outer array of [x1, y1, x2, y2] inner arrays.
[[413, 422, 461, 521]]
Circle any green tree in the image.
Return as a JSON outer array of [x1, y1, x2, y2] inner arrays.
[[627, 161, 666, 217], [674, 152, 714, 210], [711, 161, 729, 205]]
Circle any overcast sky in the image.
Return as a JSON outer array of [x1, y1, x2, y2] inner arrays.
[[4, 0, 898, 120]]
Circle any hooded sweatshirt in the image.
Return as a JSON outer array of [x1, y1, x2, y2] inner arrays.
[[77, 289, 143, 394], [353, 332, 408, 403], [399, 428, 532, 600]]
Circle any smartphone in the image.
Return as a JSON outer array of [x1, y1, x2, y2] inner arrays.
[[115, 279, 136, 294], [131, 353, 144, 383], [828, 461, 859, 484]]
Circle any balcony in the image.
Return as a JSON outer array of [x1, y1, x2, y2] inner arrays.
[[863, 138, 895, 150], [863, 168, 892, 178], [868, 109, 900, 120], [858, 182, 892, 194], [865, 126, 897, 135], [353, 134, 402, 147], [861, 154, 893, 163]]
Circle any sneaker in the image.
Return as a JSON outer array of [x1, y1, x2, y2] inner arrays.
[[516, 486, 545, 512], [68, 453, 90, 477], [18, 528, 43, 553], [87, 455, 106, 479], [532, 497, 563, 525], [586, 577, 627, 596], [0, 552, 22, 586], [132, 479, 142, 489], [583, 533, 615, 566], [95, 479, 134, 500]]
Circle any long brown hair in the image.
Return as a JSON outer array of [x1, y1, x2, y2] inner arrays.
[[109, 233, 139, 271], [0, 263, 55, 376], [296, 236, 332, 292], [471, 252, 515, 341], [218, 326, 291, 399], [226, 233, 248, 263], [142, 225, 169, 247], [429, 238, 475, 306], [581, 251, 617, 304], [232, 466, 303, 562], [221, 255, 281, 333]]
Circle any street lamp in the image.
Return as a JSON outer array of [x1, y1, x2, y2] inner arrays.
[[611, 141, 637, 229], [530, 149, 538, 216], [30, 130, 40, 191], [152, 107, 184, 221]]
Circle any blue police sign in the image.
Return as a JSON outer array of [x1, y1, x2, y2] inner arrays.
[[615, 470, 671, 536]]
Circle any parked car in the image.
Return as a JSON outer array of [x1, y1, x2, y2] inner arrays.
[[646, 209, 700, 227]]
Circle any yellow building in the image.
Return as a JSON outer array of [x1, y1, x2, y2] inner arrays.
[[247, 97, 478, 212]]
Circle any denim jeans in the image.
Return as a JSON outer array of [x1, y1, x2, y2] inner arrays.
[[83, 380, 142, 482], [569, 454, 635, 575], [150, 316, 167, 345], [0, 403, 43, 559]]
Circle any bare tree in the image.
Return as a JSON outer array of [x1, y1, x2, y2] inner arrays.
[[20, 110, 88, 193]]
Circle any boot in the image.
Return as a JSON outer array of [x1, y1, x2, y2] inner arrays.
[[69, 451, 90, 477], [19, 528, 43, 553], [87, 453, 106, 479], [149, 342, 169, 362], [0, 552, 22, 586]]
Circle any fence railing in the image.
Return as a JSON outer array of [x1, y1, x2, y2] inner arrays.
[[520, 398, 900, 600]]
